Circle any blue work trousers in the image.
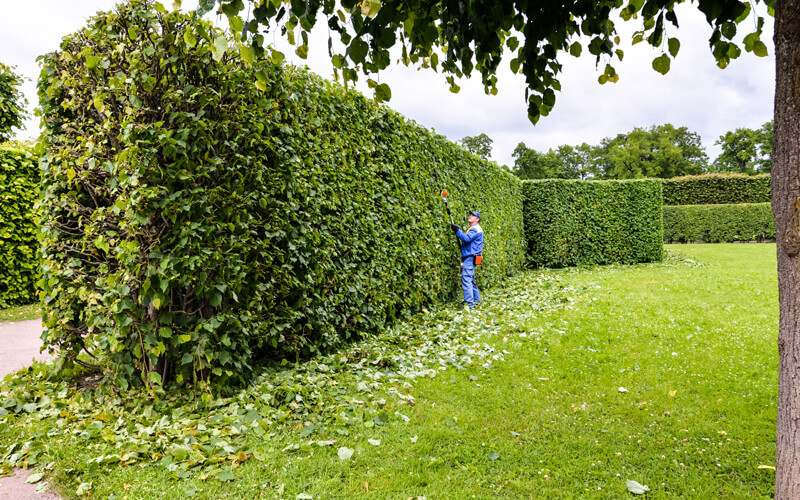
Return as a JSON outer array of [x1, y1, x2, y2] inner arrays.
[[461, 256, 481, 308]]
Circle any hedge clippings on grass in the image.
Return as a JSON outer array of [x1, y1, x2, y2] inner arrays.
[[37, 0, 524, 390], [523, 179, 663, 268], [0, 143, 39, 308]]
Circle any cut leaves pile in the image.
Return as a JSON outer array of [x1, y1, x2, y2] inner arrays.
[[0, 271, 576, 487]]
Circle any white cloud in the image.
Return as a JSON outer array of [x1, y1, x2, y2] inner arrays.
[[1, 1, 774, 167]]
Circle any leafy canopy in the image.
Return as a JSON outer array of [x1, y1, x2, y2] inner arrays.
[[459, 133, 493, 158], [0, 62, 27, 142], [595, 124, 709, 179], [200, 0, 774, 123], [512, 142, 595, 180], [712, 121, 773, 174], [512, 124, 708, 180]]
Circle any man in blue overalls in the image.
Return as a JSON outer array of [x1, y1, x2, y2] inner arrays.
[[451, 211, 484, 310]]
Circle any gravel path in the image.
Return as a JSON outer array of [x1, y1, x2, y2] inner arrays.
[[0, 319, 60, 499], [0, 320, 52, 377]]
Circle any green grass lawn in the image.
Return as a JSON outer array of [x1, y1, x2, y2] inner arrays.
[[0, 244, 778, 499], [0, 302, 40, 322]]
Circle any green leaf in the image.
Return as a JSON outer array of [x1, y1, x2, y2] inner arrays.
[[734, 2, 752, 22], [228, 15, 244, 34], [360, 0, 381, 18], [158, 327, 173, 338], [349, 38, 369, 64], [94, 236, 110, 253], [197, 0, 216, 16], [184, 30, 197, 47], [569, 41, 582, 57], [375, 83, 392, 102], [210, 292, 222, 307], [239, 44, 255, 66], [506, 36, 519, 51], [486, 451, 500, 461], [211, 35, 228, 62], [753, 40, 768, 57], [169, 444, 191, 461], [217, 471, 235, 482], [667, 38, 680, 58], [271, 48, 285, 65], [148, 371, 162, 386], [25, 472, 44, 484], [721, 22, 737, 40], [743, 32, 758, 52], [652, 54, 671, 75], [626, 479, 650, 495], [76, 482, 92, 496]]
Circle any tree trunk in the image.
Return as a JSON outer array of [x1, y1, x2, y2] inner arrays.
[[774, 0, 800, 497]]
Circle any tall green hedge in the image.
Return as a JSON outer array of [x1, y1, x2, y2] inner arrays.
[[0, 143, 39, 308], [663, 203, 775, 243], [37, 0, 524, 389], [523, 179, 663, 268], [662, 173, 771, 205]]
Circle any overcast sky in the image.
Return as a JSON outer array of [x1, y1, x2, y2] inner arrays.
[[0, 1, 775, 167]]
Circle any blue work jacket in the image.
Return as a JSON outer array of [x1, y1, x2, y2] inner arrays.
[[456, 224, 484, 259]]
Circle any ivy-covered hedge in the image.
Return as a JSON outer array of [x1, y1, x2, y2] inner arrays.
[[663, 203, 775, 243], [37, 0, 524, 390], [523, 179, 663, 268], [0, 143, 39, 308], [662, 173, 771, 205]]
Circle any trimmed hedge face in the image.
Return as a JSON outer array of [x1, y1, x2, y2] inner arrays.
[[523, 179, 663, 268], [662, 173, 771, 205], [663, 203, 775, 243], [0, 144, 39, 308], [37, 1, 524, 389]]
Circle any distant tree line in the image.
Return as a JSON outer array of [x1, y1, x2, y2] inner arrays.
[[0, 62, 27, 142], [471, 122, 773, 180]]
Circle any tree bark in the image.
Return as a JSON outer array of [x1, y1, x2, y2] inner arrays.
[[774, 0, 800, 497]]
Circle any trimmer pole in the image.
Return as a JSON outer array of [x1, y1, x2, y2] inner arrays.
[[440, 190, 455, 225]]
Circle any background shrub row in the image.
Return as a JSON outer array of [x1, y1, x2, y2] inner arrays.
[[522, 179, 663, 268], [0, 143, 39, 308], [37, 1, 525, 389], [663, 203, 775, 243], [662, 173, 771, 206]]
